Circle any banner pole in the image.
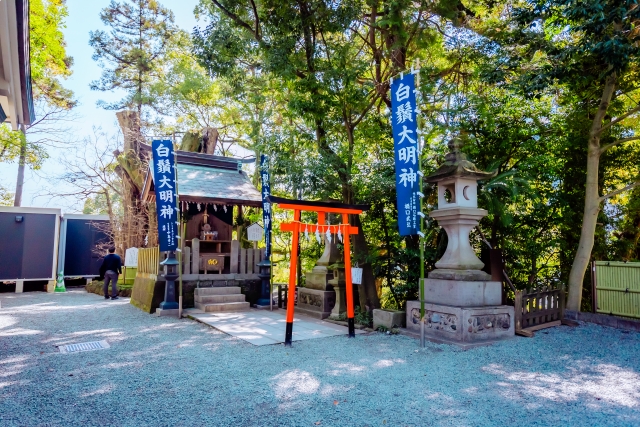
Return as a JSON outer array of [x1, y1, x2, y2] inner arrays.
[[173, 137, 184, 319], [416, 61, 426, 347]]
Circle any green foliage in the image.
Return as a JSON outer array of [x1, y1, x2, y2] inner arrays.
[[0, 124, 48, 169], [354, 305, 372, 327], [1, 0, 74, 185], [151, 31, 221, 129], [89, 0, 175, 115], [0, 186, 14, 206], [30, 0, 75, 107]]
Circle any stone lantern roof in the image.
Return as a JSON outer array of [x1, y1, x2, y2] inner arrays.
[[425, 136, 496, 183]]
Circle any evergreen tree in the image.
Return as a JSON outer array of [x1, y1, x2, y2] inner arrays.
[[89, 0, 175, 118]]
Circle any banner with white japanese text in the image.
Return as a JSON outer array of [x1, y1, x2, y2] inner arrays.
[[390, 73, 420, 236], [260, 154, 272, 257], [152, 140, 178, 252]]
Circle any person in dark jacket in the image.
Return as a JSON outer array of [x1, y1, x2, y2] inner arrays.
[[99, 247, 122, 300]]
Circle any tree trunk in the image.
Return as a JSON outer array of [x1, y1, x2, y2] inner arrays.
[[351, 208, 381, 312], [567, 72, 616, 311], [203, 127, 219, 155], [13, 125, 27, 207]]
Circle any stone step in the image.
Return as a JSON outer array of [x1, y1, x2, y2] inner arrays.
[[194, 301, 251, 313], [194, 294, 247, 304], [194, 286, 242, 296]]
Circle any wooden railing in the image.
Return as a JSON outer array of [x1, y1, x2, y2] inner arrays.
[[137, 247, 160, 275], [185, 239, 265, 275], [515, 286, 565, 336], [139, 241, 266, 276]]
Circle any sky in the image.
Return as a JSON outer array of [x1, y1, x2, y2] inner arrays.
[[0, 0, 202, 212]]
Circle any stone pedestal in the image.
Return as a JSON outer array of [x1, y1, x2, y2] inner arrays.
[[423, 278, 502, 307], [296, 288, 335, 319], [329, 285, 346, 317], [156, 308, 180, 317], [373, 309, 405, 330], [406, 301, 514, 346], [429, 207, 487, 271], [328, 263, 346, 317]]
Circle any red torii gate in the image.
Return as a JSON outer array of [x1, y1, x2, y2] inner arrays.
[[268, 196, 368, 346]]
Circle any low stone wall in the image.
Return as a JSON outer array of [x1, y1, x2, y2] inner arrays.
[[565, 310, 640, 332], [85, 280, 132, 298]]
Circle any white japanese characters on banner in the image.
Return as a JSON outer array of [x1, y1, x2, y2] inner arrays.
[[390, 73, 420, 236], [152, 140, 178, 251], [260, 155, 272, 256]]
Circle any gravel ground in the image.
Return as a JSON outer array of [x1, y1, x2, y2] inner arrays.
[[1, 290, 639, 427]]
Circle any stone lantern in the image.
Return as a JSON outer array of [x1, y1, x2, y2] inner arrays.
[[405, 136, 515, 347]]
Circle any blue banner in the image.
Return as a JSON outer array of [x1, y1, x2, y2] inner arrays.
[[391, 73, 420, 236], [152, 140, 178, 252], [260, 155, 272, 257]]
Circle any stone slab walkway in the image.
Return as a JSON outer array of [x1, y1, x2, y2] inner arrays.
[[185, 308, 364, 345]]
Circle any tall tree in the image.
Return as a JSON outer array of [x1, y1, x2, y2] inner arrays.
[[4, 0, 75, 206], [89, 0, 175, 119], [193, 0, 482, 311], [504, 0, 640, 310]]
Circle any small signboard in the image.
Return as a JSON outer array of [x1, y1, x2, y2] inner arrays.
[[247, 223, 264, 242], [124, 247, 139, 267], [351, 267, 363, 285]]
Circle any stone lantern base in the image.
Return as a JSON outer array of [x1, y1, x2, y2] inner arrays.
[[406, 300, 514, 347], [297, 288, 336, 319]]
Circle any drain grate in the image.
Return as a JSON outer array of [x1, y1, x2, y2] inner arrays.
[[59, 340, 110, 354]]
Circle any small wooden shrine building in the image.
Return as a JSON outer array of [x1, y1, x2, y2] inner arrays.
[[131, 148, 267, 313]]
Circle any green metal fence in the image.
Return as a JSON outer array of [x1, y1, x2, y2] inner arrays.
[[593, 261, 640, 319], [118, 266, 137, 289]]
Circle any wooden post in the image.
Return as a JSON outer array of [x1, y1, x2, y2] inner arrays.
[[240, 248, 247, 274], [284, 210, 301, 346], [247, 248, 254, 274], [591, 261, 598, 313], [183, 246, 191, 275], [191, 238, 200, 275], [342, 214, 355, 337], [514, 290, 522, 331], [230, 240, 240, 274], [560, 283, 566, 319]]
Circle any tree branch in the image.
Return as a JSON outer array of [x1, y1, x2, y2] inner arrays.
[[600, 135, 640, 153], [600, 181, 640, 202], [210, 0, 261, 42], [598, 104, 640, 134], [249, 0, 260, 40]]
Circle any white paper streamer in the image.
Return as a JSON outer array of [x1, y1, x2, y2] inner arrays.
[[325, 227, 332, 243], [315, 224, 321, 244], [338, 226, 343, 242], [304, 224, 309, 241]]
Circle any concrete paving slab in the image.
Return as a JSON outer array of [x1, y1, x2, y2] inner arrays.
[[187, 308, 362, 345]]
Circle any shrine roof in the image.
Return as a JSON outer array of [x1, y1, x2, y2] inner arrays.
[[141, 150, 263, 207], [176, 163, 262, 207]]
